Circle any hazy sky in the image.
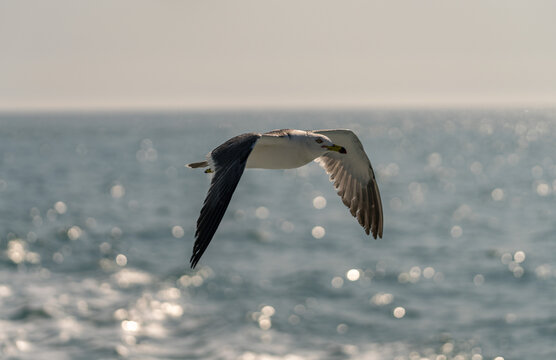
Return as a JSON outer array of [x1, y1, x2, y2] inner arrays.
[[1, 0, 555, 110]]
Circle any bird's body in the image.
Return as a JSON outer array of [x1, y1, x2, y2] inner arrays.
[[187, 128, 383, 268], [246, 129, 331, 169]]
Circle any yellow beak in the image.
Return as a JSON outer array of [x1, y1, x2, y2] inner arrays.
[[323, 144, 347, 154]]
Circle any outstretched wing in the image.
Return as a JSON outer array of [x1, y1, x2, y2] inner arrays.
[[313, 129, 383, 238], [190, 133, 261, 268]]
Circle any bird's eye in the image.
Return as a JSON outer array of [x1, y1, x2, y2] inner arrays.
[[315, 138, 323, 144]]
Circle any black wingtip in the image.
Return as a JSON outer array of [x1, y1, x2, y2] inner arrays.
[[190, 246, 200, 268], [190, 255, 199, 269], [370, 226, 378, 239]]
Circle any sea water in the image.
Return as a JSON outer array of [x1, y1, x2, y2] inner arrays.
[[0, 108, 555, 359]]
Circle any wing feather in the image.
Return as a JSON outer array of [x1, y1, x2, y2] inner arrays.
[[190, 133, 261, 268], [337, 168, 348, 197], [314, 129, 383, 239], [349, 177, 358, 216], [328, 160, 342, 180], [360, 186, 370, 232]]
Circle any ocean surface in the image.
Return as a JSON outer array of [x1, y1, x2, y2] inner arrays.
[[0, 109, 555, 360]]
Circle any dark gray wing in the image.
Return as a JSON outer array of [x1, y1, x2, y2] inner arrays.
[[314, 130, 383, 238], [190, 133, 261, 268]]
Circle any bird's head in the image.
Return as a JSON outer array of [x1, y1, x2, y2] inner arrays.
[[311, 134, 347, 154]]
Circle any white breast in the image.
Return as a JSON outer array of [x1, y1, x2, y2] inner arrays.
[[246, 134, 320, 169]]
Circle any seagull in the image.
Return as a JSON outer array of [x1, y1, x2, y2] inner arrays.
[[186, 129, 383, 268]]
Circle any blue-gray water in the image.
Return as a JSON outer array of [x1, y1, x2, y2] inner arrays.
[[1, 109, 555, 360]]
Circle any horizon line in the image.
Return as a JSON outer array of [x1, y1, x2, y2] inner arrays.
[[1, 98, 556, 114]]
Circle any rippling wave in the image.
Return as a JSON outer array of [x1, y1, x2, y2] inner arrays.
[[1, 109, 555, 359]]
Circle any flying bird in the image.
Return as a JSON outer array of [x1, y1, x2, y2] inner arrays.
[[186, 129, 383, 268]]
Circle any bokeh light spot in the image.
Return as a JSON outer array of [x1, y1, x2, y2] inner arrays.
[[346, 269, 360, 281], [172, 226, 185, 238], [512, 266, 524, 278], [53, 252, 64, 264], [54, 201, 67, 214], [280, 221, 294, 233], [261, 305, 275, 317], [111, 184, 125, 199], [370, 293, 393, 306], [336, 323, 348, 334], [311, 226, 325, 239], [531, 165, 543, 178], [111, 227, 123, 239], [255, 206, 269, 219], [501, 252, 512, 264], [258, 317, 271, 330], [423, 266, 435, 279], [7, 240, 25, 264], [312, 195, 327, 209], [121, 320, 139, 332], [393, 307, 406, 319], [288, 314, 300, 325], [67, 226, 82, 240], [536, 183, 550, 196], [514, 251, 526, 263], [450, 225, 463, 238], [331, 276, 344, 288], [0, 285, 13, 298], [116, 254, 128, 267], [491, 188, 504, 201]]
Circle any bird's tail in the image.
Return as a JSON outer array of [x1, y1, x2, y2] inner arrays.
[[186, 161, 209, 168]]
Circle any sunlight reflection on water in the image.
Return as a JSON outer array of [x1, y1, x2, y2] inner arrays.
[[0, 109, 555, 359]]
